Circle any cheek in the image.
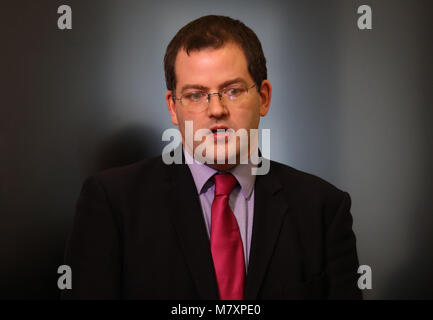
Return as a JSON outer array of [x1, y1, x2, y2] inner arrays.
[[234, 104, 261, 128], [176, 110, 206, 135], [176, 109, 193, 126]]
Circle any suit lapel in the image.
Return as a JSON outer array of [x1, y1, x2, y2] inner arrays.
[[163, 156, 219, 299], [244, 163, 289, 299], [161, 147, 290, 300]]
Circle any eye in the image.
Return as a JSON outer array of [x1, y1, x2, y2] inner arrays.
[[184, 92, 205, 102], [225, 87, 245, 97]]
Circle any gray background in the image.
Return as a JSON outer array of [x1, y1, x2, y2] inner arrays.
[[1, 0, 432, 299]]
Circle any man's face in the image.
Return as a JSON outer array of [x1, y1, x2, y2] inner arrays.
[[165, 42, 271, 170]]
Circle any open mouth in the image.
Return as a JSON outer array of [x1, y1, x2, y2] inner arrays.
[[209, 126, 232, 141]]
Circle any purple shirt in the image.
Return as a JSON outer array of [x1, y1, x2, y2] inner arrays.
[[184, 148, 256, 269]]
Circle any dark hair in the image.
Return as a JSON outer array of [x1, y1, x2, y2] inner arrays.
[[164, 15, 267, 95]]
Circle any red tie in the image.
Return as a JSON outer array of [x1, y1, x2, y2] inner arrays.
[[210, 173, 245, 300]]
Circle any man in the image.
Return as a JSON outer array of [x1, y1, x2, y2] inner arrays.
[[62, 15, 362, 299]]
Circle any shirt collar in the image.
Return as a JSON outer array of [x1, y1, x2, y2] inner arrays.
[[184, 146, 256, 200]]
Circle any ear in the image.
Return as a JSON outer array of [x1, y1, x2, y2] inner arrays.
[[165, 90, 179, 126], [258, 80, 272, 117]]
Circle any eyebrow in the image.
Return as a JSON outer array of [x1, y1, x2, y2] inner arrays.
[[180, 77, 247, 93]]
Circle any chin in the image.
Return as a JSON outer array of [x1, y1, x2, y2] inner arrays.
[[192, 134, 249, 166], [211, 138, 239, 165]]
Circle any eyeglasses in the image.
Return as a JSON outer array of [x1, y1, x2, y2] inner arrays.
[[174, 83, 257, 112]]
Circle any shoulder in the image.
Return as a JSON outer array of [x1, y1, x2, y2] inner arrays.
[[83, 155, 169, 196], [95, 155, 165, 181], [268, 160, 350, 214], [269, 160, 343, 193], [265, 160, 353, 232]]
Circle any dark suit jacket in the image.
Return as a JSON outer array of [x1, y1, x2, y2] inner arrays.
[[62, 152, 362, 299]]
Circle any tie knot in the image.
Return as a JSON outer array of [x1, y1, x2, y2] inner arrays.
[[213, 173, 237, 196]]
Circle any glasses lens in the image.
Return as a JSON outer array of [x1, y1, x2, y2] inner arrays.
[[222, 86, 247, 104], [181, 92, 207, 112], [178, 84, 252, 112]]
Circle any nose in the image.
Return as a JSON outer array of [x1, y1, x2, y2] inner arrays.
[[207, 93, 228, 118]]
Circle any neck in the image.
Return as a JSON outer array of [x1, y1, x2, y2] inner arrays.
[[205, 163, 238, 172]]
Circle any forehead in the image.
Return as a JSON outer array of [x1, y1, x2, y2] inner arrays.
[[174, 43, 251, 89]]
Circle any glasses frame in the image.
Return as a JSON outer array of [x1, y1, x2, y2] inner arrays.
[[173, 83, 258, 108]]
